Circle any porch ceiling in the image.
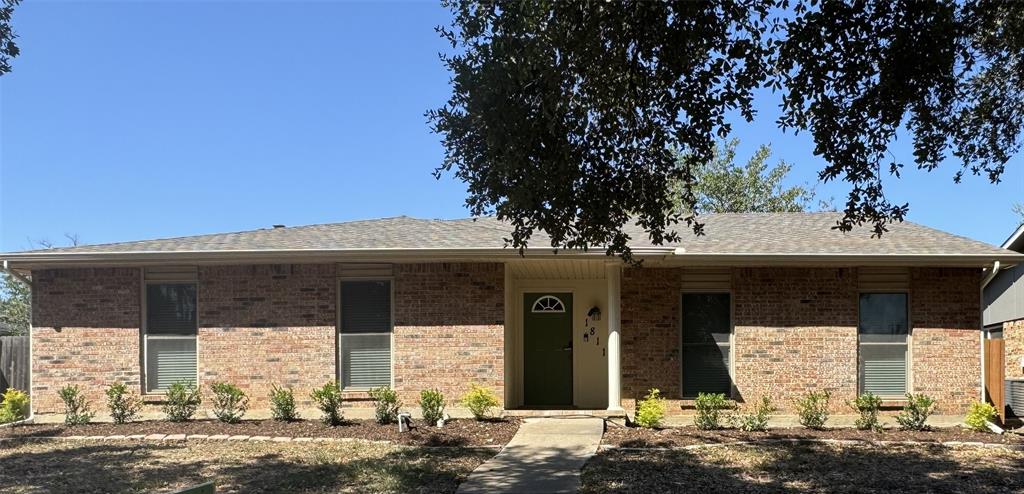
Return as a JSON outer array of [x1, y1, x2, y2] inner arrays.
[[509, 259, 608, 280]]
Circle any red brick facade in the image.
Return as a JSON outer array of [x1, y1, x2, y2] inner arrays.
[[31, 263, 981, 417], [1004, 319, 1024, 380], [732, 268, 859, 412], [392, 263, 505, 406], [909, 268, 982, 413], [31, 262, 505, 414], [32, 268, 142, 413], [621, 266, 981, 414]]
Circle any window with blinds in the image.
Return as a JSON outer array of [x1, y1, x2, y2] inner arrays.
[[339, 280, 392, 390], [858, 293, 909, 397], [145, 283, 198, 392], [681, 293, 732, 397]]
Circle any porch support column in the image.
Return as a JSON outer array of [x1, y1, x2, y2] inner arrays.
[[606, 262, 624, 412]]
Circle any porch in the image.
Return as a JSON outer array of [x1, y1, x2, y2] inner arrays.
[[502, 259, 624, 414]]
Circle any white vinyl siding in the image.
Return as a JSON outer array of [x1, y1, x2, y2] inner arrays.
[[339, 280, 392, 390], [858, 293, 909, 398], [144, 282, 198, 392]]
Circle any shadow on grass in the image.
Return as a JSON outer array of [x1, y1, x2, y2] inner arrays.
[[0, 438, 493, 493], [582, 441, 1024, 493]]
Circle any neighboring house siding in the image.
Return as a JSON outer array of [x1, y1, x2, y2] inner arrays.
[[32, 268, 142, 413], [984, 263, 1024, 326], [620, 266, 980, 414], [30, 262, 505, 415]]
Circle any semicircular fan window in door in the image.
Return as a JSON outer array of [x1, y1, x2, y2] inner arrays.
[[531, 295, 566, 313]]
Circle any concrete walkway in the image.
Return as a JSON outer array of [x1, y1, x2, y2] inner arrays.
[[457, 417, 605, 494]]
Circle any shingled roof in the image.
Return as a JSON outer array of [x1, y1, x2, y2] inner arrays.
[[2, 213, 1020, 267]]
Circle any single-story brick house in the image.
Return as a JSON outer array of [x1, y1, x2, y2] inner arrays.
[[2, 213, 1022, 420]]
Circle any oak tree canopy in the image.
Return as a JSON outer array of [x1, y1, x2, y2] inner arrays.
[[429, 0, 1024, 260]]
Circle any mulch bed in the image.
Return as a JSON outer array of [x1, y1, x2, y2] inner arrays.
[[603, 424, 1024, 448], [0, 417, 520, 447]]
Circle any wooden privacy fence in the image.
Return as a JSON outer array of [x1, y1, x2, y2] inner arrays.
[[0, 335, 29, 394], [984, 338, 1006, 423]]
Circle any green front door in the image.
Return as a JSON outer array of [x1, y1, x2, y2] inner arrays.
[[523, 293, 573, 407]]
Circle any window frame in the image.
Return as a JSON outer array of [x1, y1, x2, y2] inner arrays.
[[679, 290, 735, 399], [857, 290, 912, 399], [141, 279, 199, 394], [337, 276, 395, 392]]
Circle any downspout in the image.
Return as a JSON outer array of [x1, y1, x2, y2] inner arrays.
[[0, 260, 33, 424], [980, 261, 1001, 404]]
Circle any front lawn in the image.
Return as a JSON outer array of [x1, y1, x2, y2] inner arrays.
[[582, 442, 1024, 493], [0, 438, 493, 493]]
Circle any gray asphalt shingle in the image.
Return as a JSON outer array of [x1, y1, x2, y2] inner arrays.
[[9, 213, 1009, 257]]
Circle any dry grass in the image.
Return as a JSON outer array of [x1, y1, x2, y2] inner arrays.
[[0, 438, 493, 493], [582, 442, 1024, 493]]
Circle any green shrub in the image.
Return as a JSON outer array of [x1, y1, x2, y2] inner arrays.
[[460, 383, 500, 421], [269, 385, 299, 421], [795, 390, 831, 429], [210, 382, 248, 424], [419, 388, 446, 426], [635, 388, 667, 429], [0, 388, 30, 424], [895, 393, 935, 431], [694, 392, 733, 430], [849, 392, 883, 431], [58, 385, 94, 425], [162, 381, 202, 422], [310, 381, 344, 426], [964, 401, 998, 432], [368, 386, 402, 424], [736, 395, 775, 432], [106, 382, 142, 424]]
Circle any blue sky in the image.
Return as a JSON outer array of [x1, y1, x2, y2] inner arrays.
[[1, 1, 1021, 252]]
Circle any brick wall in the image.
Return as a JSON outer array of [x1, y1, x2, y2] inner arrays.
[[32, 268, 142, 413], [732, 267, 859, 412], [1006, 319, 1024, 379], [620, 267, 683, 399], [393, 262, 505, 407], [197, 264, 337, 408], [30, 262, 505, 415], [620, 266, 981, 415], [909, 268, 981, 413]]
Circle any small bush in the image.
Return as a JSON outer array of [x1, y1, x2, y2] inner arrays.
[[736, 395, 775, 432], [0, 388, 30, 424], [210, 382, 248, 424], [58, 385, 94, 425], [849, 392, 883, 431], [310, 381, 344, 426], [964, 401, 998, 432], [269, 385, 299, 421], [895, 393, 935, 431], [162, 381, 202, 422], [635, 388, 667, 429], [795, 390, 831, 429], [106, 382, 142, 424], [368, 386, 402, 424], [419, 388, 445, 426], [460, 383, 500, 421], [694, 392, 733, 430]]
